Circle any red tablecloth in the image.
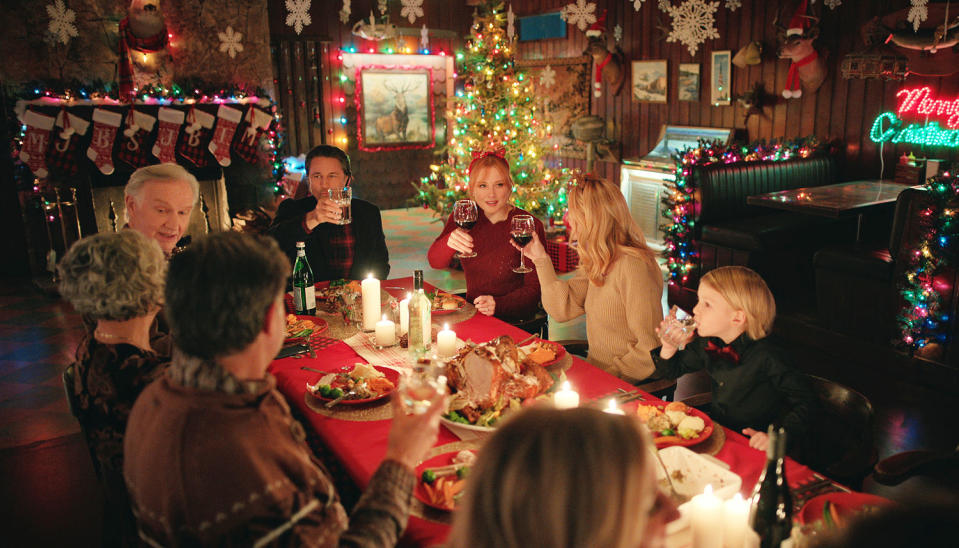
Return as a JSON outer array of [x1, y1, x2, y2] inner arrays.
[[268, 278, 820, 547]]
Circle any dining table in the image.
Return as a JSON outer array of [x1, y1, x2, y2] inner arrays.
[[268, 277, 854, 547]]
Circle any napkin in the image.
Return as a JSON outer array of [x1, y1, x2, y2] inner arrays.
[[343, 332, 468, 372]]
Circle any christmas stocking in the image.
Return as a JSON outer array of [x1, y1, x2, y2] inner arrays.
[[153, 107, 185, 164], [176, 107, 215, 167], [18, 109, 56, 178], [47, 110, 90, 177], [233, 107, 273, 165], [87, 108, 124, 175], [116, 109, 157, 170], [208, 105, 243, 167]]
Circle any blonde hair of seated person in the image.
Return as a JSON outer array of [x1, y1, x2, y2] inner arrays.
[[700, 266, 776, 340], [566, 175, 656, 286], [447, 407, 658, 548]]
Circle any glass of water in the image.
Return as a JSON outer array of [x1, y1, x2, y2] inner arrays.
[[401, 358, 447, 414], [328, 186, 352, 225], [662, 305, 697, 350]]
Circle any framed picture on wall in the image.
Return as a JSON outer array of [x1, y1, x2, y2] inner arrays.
[[515, 56, 591, 159], [678, 63, 700, 102], [710, 51, 732, 106], [631, 60, 668, 103], [356, 66, 435, 151]]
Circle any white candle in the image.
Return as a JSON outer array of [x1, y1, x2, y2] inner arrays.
[[361, 274, 380, 331], [436, 323, 457, 357], [690, 485, 724, 548], [553, 381, 580, 409], [722, 493, 749, 548], [603, 398, 625, 415], [400, 293, 410, 335], [375, 314, 396, 347]]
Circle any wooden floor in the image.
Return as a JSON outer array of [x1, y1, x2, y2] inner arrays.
[[1, 207, 957, 545]]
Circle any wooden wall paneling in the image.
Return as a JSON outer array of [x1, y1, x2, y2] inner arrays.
[[304, 41, 322, 151], [718, 6, 734, 130], [293, 42, 310, 153], [277, 42, 296, 151], [755, 1, 774, 140]]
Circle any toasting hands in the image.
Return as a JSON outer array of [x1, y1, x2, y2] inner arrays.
[[383, 389, 448, 471], [509, 231, 548, 262]]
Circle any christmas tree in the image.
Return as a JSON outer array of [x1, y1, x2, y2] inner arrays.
[[413, 1, 573, 221]]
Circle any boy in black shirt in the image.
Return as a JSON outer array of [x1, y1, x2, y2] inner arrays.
[[651, 266, 814, 451]]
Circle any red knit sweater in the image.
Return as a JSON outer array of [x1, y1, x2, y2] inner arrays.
[[427, 207, 546, 321]]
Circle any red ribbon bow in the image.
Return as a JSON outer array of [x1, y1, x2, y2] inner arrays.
[[468, 146, 507, 174], [704, 340, 740, 364]]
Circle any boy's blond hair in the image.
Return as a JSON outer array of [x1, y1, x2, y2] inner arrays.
[[700, 266, 776, 340]]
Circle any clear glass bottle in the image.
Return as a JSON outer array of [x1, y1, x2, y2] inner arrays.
[[748, 426, 793, 548], [292, 241, 316, 315], [407, 270, 432, 361]]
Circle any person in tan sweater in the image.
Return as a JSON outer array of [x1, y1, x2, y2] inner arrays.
[[514, 175, 664, 383]]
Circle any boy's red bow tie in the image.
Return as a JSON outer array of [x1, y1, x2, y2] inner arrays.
[[705, 340, 740, 364]]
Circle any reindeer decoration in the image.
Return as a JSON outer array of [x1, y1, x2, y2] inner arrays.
[[375, 80, 412, 141], [775, 0, 827, 99], [583, 11, 626, 98]]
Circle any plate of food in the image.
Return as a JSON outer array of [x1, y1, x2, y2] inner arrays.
[[415, 450, 477, 511], [519, 339, 567, 369], [430, 291, 467, 314], [315, 279, 362, 312], [799, 492, 890, 528], [285, 314, 328, 341], [306, 364, 399, 405], [635, 401, 714, 448]]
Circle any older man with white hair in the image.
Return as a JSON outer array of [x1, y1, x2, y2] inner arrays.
[[124, 163, 198, 256]]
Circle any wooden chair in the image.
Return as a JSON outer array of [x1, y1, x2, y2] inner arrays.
[[556, 339, 678, 401], [89, 177, 231, 235], [62, 364, 101, 480], [872, 448, 959, 487], [508, 308, 549, 339]]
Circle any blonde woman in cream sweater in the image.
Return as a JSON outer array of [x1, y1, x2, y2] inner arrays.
[[514, 176, 664, 383]]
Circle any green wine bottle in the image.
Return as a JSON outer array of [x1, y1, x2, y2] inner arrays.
[[292, 241, 316, 315]]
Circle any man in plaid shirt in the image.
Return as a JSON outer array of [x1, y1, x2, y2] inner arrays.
[[268, 145, 390, 281]]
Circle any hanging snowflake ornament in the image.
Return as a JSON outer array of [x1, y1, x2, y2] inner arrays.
[[339, 0, 351, 24], [908, 0, 928, 33], [614, 23, 623, 43], [561, 0, 597, 32], [659, 0, 672, 12], [665, 0, 720, 57], [633, 0, 646, 12], [47, 0, 78, 45], [539, 65, 557, 88], [725, 0, 741, 11], [507, 4, 516, 40], [218, 26, 244, 58], [824, 0, 841, 10], [285, 0, 311, 35], [401, 0, 424, 24]]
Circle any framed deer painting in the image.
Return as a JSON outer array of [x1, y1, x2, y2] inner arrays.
[[356, 66, 435, 151]]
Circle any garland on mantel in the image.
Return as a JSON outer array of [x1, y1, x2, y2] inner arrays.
[[898, 170, 958, 351], [663, 137, 829, 286]]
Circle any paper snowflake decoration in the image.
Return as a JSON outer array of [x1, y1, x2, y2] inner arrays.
[[665, 0, 720, 57], [507, 4, 516, 39], [725, 0, 741, 11], [285, 0, 311, 35], [47, 0, 78, 45], [218, 26, 244, 58], [401, 0, 424, 24], [339, 0, 351, 24], [633, 0, 646, 12], [908, 0, 928, 32], [539, 65, 557, 88], [659, 0, 672, 12], [614, 23, 623, 43], [824, 0, 841, 9], [560, 0, 597, 32]]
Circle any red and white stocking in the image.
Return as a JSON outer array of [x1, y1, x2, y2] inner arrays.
[[48, 110, 90, 177], [116, 109, 157, 169], [153, 107, 184, 164], [87, 108, 123, 175], [233, 107, 273, 165], [208, 105, 243, 167], [18, 109, 56, 178], [176, 107, 215, 167]]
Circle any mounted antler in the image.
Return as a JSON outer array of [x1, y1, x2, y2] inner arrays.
[[775, 0, 826, 99]]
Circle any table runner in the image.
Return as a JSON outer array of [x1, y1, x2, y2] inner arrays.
[[269, 278, 826, 547]]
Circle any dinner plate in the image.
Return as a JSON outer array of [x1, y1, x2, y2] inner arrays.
[[432, 293, 467, 315], [440, 416, 496, 440], [285, 315, 329, 342], [637, 404, 715, 448], [306, 365, 399, 405], [799, 492, 891, 526], [414, 451, 472, 512], [522, 339, 567, 368]]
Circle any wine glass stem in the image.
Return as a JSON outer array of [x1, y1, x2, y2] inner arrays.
[[519, 251, 525, 270]]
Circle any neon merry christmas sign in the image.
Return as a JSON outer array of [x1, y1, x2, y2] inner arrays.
[[870, 86, 959, 148]]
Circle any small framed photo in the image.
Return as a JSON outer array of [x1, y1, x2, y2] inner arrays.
[[678, 63, 700, 102], [631, 60, 668, 103], [710, 51, 732, 106]]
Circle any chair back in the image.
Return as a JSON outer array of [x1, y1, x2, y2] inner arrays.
[[801, 374, 877, 488], [89, 176, 231, 235], [62, 364, 80, 419]]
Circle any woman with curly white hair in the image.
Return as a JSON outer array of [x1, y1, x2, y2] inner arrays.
[[58, 229, 171, 546]]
